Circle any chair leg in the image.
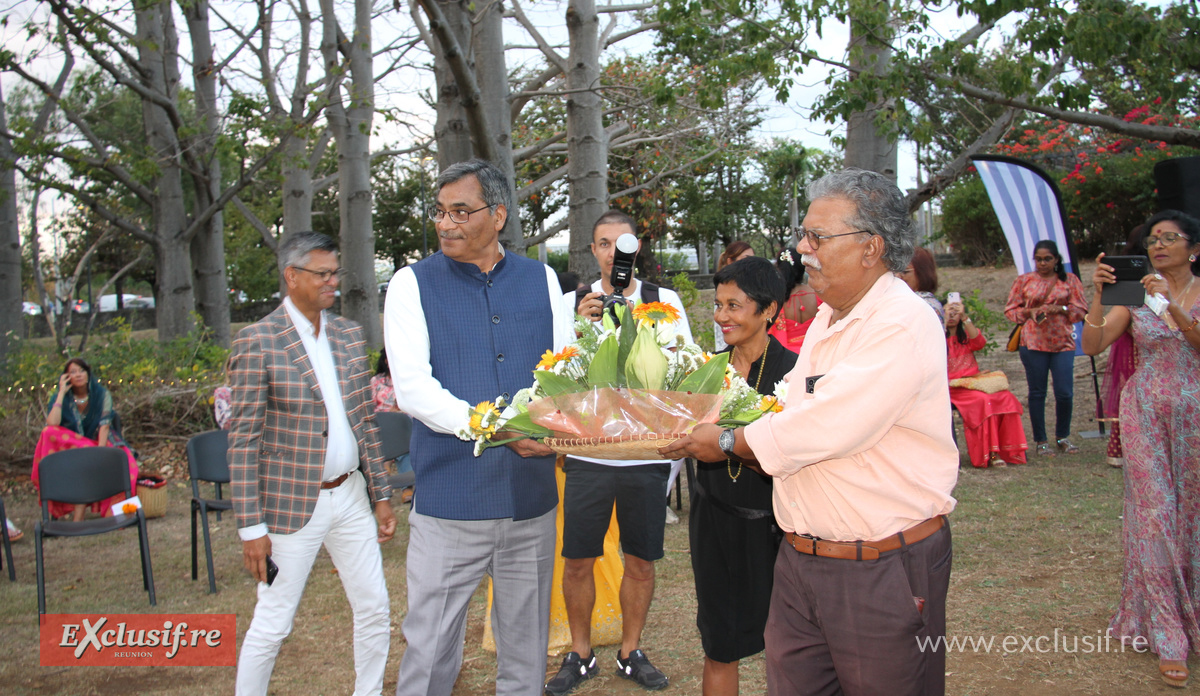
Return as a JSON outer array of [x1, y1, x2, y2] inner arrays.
[[137, 513, 156, 606], [191, 502, 199, 581], [199, 505, 218, 594], [214, 484, 223, 522], [35, 526, 46, 615], [0, 500, 13, 582]]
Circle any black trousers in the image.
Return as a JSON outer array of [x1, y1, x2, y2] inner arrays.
[[765, 523, 952, 696]]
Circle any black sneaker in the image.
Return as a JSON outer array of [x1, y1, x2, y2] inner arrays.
[[545, 650, 597, 695], [615, 649, 669, 690]]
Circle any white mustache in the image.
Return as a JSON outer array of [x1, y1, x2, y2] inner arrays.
[[801, 254, 821, 271]]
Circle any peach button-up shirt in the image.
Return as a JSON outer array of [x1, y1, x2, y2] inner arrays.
[[744, 273, 959, 543]]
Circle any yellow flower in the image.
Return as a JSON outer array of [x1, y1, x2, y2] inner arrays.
[[468, 401, 501, 436], [536, 346, 579, 370], [121, 502, 138, 516], [631, 301, 681, 326], [759, 396, 783, 413]]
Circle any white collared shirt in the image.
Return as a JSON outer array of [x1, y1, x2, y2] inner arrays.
[[283, 296, 360, 481]]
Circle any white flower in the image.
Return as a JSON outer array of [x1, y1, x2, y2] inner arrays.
[[780, 249, 794, 264], [773, 379, 789, 405]]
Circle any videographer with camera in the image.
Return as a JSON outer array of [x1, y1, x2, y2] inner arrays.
[[545, 210, 692, 695]]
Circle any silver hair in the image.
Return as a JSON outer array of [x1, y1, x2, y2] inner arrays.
[[278, 231, 337, 276], [807, 169, 915, 272], [436, 158, 512, 213]]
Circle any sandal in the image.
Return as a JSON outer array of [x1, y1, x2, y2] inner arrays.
[[1035, 442, 1055, 458], [1160, 660, 1189, 688], [987, 453, 1007, 468], [1056, 438, 1079, 454]]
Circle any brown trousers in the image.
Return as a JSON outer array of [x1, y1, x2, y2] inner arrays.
[[765, 523, 952, 696]]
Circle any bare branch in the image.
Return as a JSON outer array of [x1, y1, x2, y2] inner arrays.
[[597, 3, 654, 12], [513, 130, 567, 163], [231, 195, 278, 252], [524, 218, 567, 246], [509, 0, 569, 74], [517, 163, 569, 200], [608, 148, 722, 201]]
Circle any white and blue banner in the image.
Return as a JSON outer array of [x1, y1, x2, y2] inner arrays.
[[971, 155, 1085, 355]]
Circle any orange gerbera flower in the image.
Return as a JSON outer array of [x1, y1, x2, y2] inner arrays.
[[631, 301, 681, 326], [537, 346, 580, 370], [758, 396, 783, 413]]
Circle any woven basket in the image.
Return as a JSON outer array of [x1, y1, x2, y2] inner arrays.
[[137, 476, 168, 519], [544, 433, 686, 460]]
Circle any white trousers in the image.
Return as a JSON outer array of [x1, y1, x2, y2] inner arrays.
[[236, 470, 390, 696]]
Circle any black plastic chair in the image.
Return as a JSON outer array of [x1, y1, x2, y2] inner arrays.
[[34, 446, 155, 614], [376, 412, 415, 495], [187, 430, 231, 594], [0, 495, 15, 581]]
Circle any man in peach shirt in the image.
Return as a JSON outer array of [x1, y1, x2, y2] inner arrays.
[[662, 169, 959, 696]]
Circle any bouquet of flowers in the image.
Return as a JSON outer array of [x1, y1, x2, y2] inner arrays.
[[456, 301, 783, 457]]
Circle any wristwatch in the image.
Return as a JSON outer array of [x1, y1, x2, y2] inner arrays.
[[718, 428, 737, 458]]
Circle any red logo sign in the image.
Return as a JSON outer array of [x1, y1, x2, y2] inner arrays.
[[40, 614, 237, 666]]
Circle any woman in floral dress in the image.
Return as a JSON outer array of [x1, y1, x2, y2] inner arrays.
[[1083, 209, 1200, 689]]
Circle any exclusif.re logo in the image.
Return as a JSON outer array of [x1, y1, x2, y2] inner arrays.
[[40, 614, 236, 666]]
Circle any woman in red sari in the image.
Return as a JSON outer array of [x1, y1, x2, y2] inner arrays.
[[768, 246, 820, 353], [945, 300, 1028, 467], [32, 358, 138, 520]]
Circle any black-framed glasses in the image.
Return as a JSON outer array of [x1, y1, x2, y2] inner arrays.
[[427, 205, 492, 224], [799, 226, 873, 250], [1142, 231, 1188, 249], [292, 266, 341, 282]]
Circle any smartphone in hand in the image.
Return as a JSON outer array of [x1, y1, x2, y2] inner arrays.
[[265, 556, 279, 586], [947, 292, 961, 304], [1101, 256, 1148, 306]]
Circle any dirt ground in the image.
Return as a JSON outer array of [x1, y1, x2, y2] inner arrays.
[[2, 262, 1196, 694]]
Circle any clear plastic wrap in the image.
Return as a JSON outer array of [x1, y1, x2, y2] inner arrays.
[[528, 387, 723, 439]]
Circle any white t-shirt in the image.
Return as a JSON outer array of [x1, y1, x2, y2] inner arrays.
[[560, 278, 695, 467]]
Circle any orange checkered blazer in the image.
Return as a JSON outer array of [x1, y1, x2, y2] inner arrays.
[[228, 305, 391, 535]]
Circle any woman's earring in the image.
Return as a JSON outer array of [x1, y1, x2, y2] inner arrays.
[[1191, 254, 1197, 262]]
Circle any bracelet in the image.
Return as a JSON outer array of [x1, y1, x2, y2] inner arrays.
[[1180, 316, 1200, 333], [1084, 315, 1106, 329]]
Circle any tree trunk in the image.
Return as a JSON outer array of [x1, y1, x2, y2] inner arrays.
[[431, 1, 474, 169], [321, 0, 381, 347], [565, 0, 606, 280], [0, 82, 22, 363], [136, 0, 194, 341], [843, 3, 897, 180], [182, 0, 230, 347], [473, 1, 520, 249]]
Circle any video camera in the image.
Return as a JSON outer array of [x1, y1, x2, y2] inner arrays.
[[600, 233, 639, 322]]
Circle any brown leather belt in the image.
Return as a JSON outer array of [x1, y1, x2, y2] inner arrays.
[[784, 515, 946, 561], [320, 472, 351, 490]]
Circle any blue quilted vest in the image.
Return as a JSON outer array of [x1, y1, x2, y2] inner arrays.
[[409, 251, 557, 520]]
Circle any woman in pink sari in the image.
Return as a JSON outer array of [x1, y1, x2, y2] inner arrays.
[[32, 358, 138, 520]]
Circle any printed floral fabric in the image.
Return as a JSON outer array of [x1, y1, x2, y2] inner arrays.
[[213, 385, 232, 429], [1109, 299, 1200, 660], [1004, 272, 1088, 352], [370, 374, 397, 413]]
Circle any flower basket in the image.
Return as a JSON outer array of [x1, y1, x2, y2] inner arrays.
[[136, 475, 168, 519], [543, 433, 689, 460]]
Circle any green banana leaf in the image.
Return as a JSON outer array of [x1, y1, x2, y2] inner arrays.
[[588, 334, 621, 387], [675, 351, 730, 394], [534, 369, 583, 396], [498, 411, 553, 439]]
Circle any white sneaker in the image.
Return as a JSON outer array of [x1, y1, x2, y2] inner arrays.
[[664, 506, 678, 525]]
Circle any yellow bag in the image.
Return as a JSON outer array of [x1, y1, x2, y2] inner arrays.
[[1006, 324, 1023, 352]]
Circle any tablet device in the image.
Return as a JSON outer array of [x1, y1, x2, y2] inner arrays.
[[1100, 255, 1148, 306]]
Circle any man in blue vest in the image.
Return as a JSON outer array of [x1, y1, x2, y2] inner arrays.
[[546, 210, 693, 695], [384, 159, 573, 696]]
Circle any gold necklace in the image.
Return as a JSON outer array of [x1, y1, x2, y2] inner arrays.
[[728, 337, 770, 482], [1164, 275, 1197, 330]]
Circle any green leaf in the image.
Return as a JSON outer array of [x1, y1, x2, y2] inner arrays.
[[588, 335, 621, 387], [499, 412, 553, 439], [616, 303, 637, 376], [676, 352, 729, 395], [534, 369, 583, 397]]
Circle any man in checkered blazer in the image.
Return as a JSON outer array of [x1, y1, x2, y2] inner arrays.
[[230, 232, 396, 696]]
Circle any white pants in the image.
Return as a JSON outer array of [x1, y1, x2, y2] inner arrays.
[[236, 470, 390, 696]]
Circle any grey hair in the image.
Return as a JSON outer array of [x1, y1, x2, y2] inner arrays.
[[278, 231, 337, 275], [436, 158, 512, 213], [808, 169, 915, 272]]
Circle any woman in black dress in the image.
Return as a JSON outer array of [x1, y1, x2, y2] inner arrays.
[[692, 256, 797, 695]]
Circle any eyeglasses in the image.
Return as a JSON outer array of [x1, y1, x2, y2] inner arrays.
[[798, 226, 873, 250], [1142, 232, 1189, 249], [292, 266, 341, 282], [427, 205, 492, 224]]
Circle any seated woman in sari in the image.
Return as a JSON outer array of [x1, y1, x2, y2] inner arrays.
[[944, 301, 1028, 467], [32, 358, 139, 520]]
